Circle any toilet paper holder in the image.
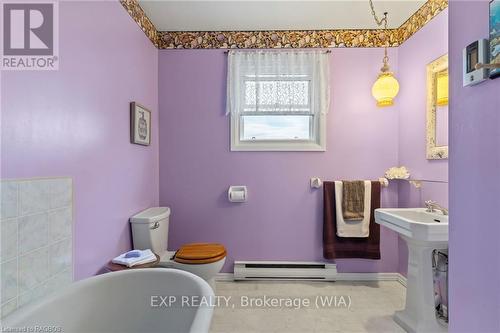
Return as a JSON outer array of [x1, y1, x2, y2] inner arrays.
[[228, 186, 247, 203]]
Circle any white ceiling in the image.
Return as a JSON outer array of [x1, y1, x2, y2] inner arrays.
[[139, 1, 426, 32]]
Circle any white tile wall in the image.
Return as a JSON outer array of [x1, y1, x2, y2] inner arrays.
[[19, 180, 51, 216], [19, 214, 48, 254], [1, 182, 18, 220], [1, 219, 17, 262], [0, 178, 73, 319]]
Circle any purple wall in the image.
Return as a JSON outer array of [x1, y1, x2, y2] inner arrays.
[[0, 1, 159, 280], [449, 1, 500, 332], [158, 49, 401, 273], [397, 10, 449, 275], [0, 1, 451, 280], [398, 10, 449, 209]]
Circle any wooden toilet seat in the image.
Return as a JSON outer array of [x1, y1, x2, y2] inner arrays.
[[173, 243, 226, 264]]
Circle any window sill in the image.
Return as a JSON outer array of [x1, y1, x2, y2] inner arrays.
[[230, 141, 326, 152]]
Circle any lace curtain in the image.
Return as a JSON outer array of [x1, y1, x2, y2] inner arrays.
[[226, 50, 330, 116]]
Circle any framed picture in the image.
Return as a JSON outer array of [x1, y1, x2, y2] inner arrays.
[[490, 0, 500, 79], [130, 102, 151, 146]]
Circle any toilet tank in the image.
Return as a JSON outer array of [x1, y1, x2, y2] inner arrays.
[[130, 207, 170, 254]]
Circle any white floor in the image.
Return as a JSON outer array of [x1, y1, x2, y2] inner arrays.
[[210, 280, 406, 333]]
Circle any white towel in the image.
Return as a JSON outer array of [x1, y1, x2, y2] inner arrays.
[[334, 181, 371, 238], [112, 249, 156, 267]]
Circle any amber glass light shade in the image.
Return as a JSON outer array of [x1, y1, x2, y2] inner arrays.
[[371, 72, 400, 107]]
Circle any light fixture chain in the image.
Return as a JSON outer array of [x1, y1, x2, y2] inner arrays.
[[369, 0, 390, 71], [369, 0, 387, 28]]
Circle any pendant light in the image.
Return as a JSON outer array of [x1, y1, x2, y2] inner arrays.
[[369, 1, 400, 107]]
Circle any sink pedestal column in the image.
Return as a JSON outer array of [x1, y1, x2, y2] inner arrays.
[[395, 236, 447, 333]]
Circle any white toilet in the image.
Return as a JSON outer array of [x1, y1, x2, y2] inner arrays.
[[129, 207, 226, 290]]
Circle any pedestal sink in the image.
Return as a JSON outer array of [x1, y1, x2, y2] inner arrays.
[[375, 208, 448, 333]]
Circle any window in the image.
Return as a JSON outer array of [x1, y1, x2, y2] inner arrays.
[[226, 51, 330, 151]]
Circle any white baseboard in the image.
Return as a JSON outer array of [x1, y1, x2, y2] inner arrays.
[[216, 273, 236, 281], [396, 273, 407, 287], [216, 272, 407, 287]]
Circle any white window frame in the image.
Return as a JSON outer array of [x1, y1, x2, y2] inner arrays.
[[230, 113, 326, 152], [230, 75, 327, 152]]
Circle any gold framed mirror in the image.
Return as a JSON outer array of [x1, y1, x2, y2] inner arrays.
[[426, 54, 448, 160]]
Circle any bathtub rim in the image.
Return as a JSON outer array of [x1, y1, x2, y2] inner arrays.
[[2, 268, 215, 333]]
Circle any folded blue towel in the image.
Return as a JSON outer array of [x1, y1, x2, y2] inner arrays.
[[124, 250, 141, 258], [112, 249, 156, 267]]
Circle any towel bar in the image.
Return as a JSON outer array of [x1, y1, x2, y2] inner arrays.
[[309, 177, 446, 189], [310, 177, 389, 189]]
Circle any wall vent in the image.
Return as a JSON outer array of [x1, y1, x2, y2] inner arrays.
[[234, 261, 337, 281]]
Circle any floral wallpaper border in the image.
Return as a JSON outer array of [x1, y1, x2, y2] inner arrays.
[[396, 0, 448, 44], [121, 0, 447, 49], [158, 29, 401, 49], [120, 0, 160, 47]]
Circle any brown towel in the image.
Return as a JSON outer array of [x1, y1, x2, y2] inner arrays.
[[342, 180, 365, 220], [323, 181, 381, 260]]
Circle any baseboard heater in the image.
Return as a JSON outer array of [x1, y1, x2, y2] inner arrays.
[[234, 261, 337, 281]]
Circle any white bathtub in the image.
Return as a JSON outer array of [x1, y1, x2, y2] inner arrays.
[[2, 268, 214, 333]]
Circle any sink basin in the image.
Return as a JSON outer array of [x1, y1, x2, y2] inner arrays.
[[375, 208, 448, 243], [375, 208, 448, 333]]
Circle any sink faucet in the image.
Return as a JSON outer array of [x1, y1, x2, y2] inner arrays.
[[425, 200, 449, 216]]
